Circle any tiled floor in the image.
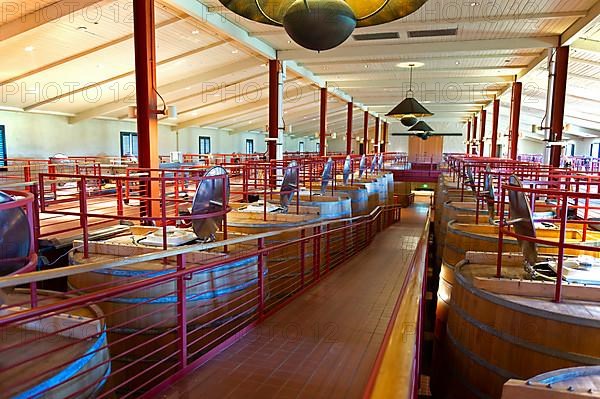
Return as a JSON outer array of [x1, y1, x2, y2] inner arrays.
[[159, 204, 430, 399]]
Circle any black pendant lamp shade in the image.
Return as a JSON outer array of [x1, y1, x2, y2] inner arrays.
[[387, 63, 433, 119], [219, 0, 428, 52], [400, 115, 418, 127], [387, 97, 433, 119], [408, 120, 434, 132]]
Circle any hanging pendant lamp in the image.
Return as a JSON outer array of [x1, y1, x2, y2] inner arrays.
[[387, 63, 433, 122], [219, 0, 428, 52], [408, 120, 434, 132], [408, 120, 434, 140]]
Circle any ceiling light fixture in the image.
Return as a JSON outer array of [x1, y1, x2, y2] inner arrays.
[[386, 62, 433, 124], [218, 0, 428, 52], [24, 46, 34, 52]]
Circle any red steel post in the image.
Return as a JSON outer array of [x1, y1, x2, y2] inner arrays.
[[363, 111, 369, 155], [550, 46, 570, 168], [491, 99, 500, 157], [479, 110, 487, 156], [320, 87, 328, 156], [466, 119, 472, 154], [509, 82, 523, 160], [133, 0, 160, 218], [268, 60, 279, 161], [374, 116, 380, 154], [346, 102, 353, 155]]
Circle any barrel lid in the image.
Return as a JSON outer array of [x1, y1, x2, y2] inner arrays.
[[369, 155, 377, 173], [527, 366, 600, 393], [280, 161, 298, 212], [359, 155, 367, 178], [507, 175, 538, 265], [191, 166, 229, 242], [343, 156, 351, 185], [484, 165, 496, 222], [465, 166, 476, 191], [0, 191, 31, 276]]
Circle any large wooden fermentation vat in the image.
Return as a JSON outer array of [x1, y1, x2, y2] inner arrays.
[[228, 195, 356, 299], [68, 235, 261, 393], [1, 289, 110, 399], [440, 253, 600, 399], [437, 223, 600, 341]]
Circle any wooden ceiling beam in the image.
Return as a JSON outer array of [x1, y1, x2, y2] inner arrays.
[[298, 52, 545, 68], [69, 58, 262, 124], [24, 40, 229, 111], [0, 18, 184, 88], [176, 88, 315, 130], [331, 77, 514, 88], [0, 0, 106, 41], [279, 37, 560, 61], [560, 0, 600, 46], [228, 101, 325, 132], [247, 11, 587, 38]]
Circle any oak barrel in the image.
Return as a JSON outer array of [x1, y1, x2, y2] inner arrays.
[[1, 289, 110, 399]]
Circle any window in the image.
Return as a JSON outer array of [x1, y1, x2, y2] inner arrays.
[[0, 126, 6, 166], [591, 143, 600, 158], [316, 142, 320, 153], [298, 141, 305, 153], [199, 136, 211, 154], [120, 132, 138, 157], [565, 143, 575, 157], [245, 139, 254, 154]]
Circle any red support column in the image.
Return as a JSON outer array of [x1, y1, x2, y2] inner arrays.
[[509, 82, 523, 160], [479, 110, 487, 157], [491, 99, 500, 157], [346, 102, 353, 155], [363, 111, 369, 155], [550, 46, 570, 168], [268, 60, 279, 161], [466, 119, 472, 154], [472, 115, 478, 155], [381, 122, 388, 153], [374, 116, 380, 153], [133, 0, 159, 217], [319, 87, 327, 156]]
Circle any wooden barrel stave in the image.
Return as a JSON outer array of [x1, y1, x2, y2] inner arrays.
[[1, 290, 110, 399], [441, 262, 600, 399], [69, 248, 261, 394]]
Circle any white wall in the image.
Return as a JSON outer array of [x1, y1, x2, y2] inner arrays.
[[387, 121, 466, 154], [0, 110, 176, 158], [0, 110, 278, 158]]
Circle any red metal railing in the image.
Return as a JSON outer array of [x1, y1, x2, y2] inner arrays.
[[496, 180, 600, 302], [363, 209, 430, 399], [0, 202, 402, 399]]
